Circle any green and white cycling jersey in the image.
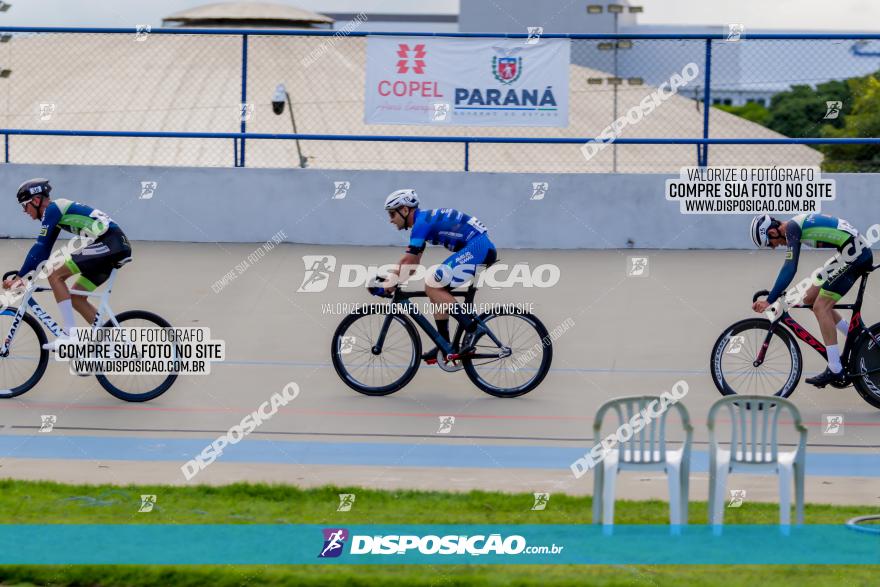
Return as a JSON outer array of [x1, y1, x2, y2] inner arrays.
[[767, 213, 866, 303], [788, 213, 858, 249]]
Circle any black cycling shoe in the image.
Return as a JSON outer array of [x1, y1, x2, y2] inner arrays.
[[805, 367, 846, 388], [421, 347, 440, 362]]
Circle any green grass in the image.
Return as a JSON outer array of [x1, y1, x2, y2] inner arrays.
[[0, 480, 876, 586]]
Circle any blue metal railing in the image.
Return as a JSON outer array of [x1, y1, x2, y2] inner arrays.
[[1, 27, 879, 39], [0, 27, 878, 170], [3, 130, 879, 170]]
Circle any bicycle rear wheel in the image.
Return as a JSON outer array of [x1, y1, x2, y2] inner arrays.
[[331, 307, 420, 396], [0, 309, 49, 398], [95, 310, 179, 402], [462, 310, 552, 398], [710, 318, 802, 397], [849, 322, 880, 409]]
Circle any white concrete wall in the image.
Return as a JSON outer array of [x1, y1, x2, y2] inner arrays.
[[0, 164, 878, 249]]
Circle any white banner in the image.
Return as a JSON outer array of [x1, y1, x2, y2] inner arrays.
[[364, 36, 570, 127]]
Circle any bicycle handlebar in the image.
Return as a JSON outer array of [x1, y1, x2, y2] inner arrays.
[[753, 289, 770, 303]]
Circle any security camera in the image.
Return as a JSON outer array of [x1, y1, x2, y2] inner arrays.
[[272, 84, 286, 115]]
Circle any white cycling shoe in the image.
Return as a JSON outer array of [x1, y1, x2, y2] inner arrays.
[[42, 333, 78, 352]]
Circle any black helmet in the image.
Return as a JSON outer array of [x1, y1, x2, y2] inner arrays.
[[16, 178, 51, 204]]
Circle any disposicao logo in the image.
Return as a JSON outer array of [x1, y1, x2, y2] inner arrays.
[[319, 528, 349, 558]]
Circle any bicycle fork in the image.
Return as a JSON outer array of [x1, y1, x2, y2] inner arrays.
[[0, 304, 28, 358], [753, 322, 780, 368], [0, 287, 37, 358]]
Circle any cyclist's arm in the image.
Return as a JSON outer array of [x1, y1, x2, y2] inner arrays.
[[387, 220, 429, 286], [17, 204, 62, 277], [767, 222, 802, 304], [390, 250, 423, 286]]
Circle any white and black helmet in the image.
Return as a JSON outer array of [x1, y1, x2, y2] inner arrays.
[[750, 214, 780, 248], [384, 189, 419, 210]]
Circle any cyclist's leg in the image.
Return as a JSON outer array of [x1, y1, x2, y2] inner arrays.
[[70, 281, 98, 325], [813, 249, 873, 372], [809, 271, 847, 333], [431, 236, 496, 329], [66, 231, 132, 326], [424, 269, 456, 359], [422, 237, 495, 359], [46, 264, 77, 335]]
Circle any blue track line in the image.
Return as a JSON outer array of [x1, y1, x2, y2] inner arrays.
[[0, 436, 876, 477]]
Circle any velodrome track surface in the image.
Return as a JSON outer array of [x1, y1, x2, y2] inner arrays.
[[0, 242, 878, 506]]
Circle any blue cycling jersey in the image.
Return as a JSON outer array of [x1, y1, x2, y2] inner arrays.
[[19, 198, 118, 276], [408, 208, 489, 253]]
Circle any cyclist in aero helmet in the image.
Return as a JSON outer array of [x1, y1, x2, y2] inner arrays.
[[379, 189, 497, 363], [2, 179, 132, 350], [750, 213, 873, 387]]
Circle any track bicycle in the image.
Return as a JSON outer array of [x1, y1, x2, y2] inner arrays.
[[331, 277, 553, 397], [710, 263, 880, 409], [0, 258, 178, 402]]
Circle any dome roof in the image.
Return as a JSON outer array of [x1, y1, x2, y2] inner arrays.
[[163, 1, 334, 27]]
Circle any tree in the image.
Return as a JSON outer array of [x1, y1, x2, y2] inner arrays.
[[765, 79, 851, 138], [820, 73, 880, 172], [716, 102, 770, 126]]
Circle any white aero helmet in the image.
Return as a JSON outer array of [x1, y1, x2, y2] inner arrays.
[[384, 189, 419, 210], [750, 214, 777, 247]]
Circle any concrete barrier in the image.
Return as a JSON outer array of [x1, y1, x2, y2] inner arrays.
[[0, 164, 878, 249]]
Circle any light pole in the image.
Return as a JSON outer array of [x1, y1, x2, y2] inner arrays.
[[609, 5, 622, 172], [272, 83, 308, 169], [590, 4, 641, 172]]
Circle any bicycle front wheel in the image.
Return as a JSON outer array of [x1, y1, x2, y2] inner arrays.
[[0, 309, 49, 398], [331, 307, 421, 396], [710, 318, 802, 397], [849, 322, 880, 409], [462, 310, 552, 398], [95, 310, 179, 402]]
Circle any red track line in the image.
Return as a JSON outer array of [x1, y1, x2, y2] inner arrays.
[[1, 402, 589, 420], [2, 401, 880, 427]]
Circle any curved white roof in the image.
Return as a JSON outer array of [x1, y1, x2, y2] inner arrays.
[[163, 2, 334, 26]]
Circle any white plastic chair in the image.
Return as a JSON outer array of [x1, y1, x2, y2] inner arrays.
[[592, 396, 693, 526], [707, 396, 807, 526]]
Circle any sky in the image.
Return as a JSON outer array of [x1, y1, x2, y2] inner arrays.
[[0, 0, 878, 31]]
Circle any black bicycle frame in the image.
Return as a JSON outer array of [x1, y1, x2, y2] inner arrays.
[[372, 284, 505, 360], [755, 266, 880, 374]]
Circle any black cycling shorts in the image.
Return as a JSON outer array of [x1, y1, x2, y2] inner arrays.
[[815, 245, 873, 302], [64, 228, 132, 291]]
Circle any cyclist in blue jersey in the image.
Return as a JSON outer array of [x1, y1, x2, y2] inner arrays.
[[380, 189, 497, 362], [749, 213, 873, 387], [2, 179, 132, 350]]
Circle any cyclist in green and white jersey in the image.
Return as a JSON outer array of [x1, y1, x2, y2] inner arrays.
[[2, 179, 131, 351], [749, 213, 873, 387]]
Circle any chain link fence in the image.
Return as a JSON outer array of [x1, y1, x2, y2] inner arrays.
[[0, 29, 876, 172]]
